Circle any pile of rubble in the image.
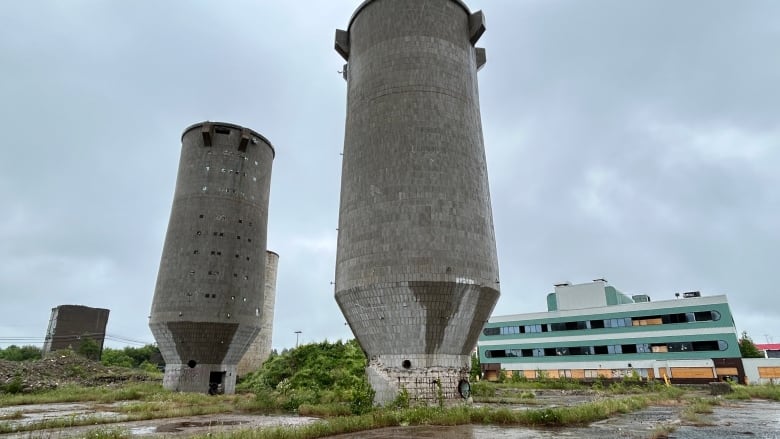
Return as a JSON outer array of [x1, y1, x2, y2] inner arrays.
[[0, 351, 159, 393]]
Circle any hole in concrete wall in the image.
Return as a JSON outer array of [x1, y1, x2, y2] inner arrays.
[[187, 360, 197, 368], [402, 360, 411, 369], [199, 214, 204, 218], [458, 380, 470, 399], [215, 127, 230, 135]]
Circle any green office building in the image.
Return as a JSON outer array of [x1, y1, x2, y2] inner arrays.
[[478, 280, 743, 383]]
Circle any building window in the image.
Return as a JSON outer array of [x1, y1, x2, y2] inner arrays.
[[524, 324, 544, 333], [605, 318, 631, 328], [637, 343, 651, 353]]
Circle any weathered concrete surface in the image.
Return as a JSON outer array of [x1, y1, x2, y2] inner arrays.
[[237, 250, 279, 377], [149, 122, 275, 394], [334, 0, 500, 405]]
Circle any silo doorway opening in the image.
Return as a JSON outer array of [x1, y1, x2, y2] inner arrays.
[[208, 371, 226, 395]]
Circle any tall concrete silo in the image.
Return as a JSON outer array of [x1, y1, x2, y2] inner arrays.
[[237, 250, 279, 376], [334, 0, 500, 404], [150, 122, 274, 394]]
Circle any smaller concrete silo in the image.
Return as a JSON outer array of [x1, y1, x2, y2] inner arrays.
[[237, 250, 279, 376]]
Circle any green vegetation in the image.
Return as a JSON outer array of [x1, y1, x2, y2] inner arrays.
[[101, 344, 161, 369], [77, 337, 102, 361], [469, 351, 480, 381], [0, 345, 41, 361], [726, 383, 780, 401], [238, 339, 373, 414], [680, 397, 719, 426], [739, 331, 764, 358]]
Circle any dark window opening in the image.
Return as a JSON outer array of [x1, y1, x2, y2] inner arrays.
[[692, 340, 720, 351], [215, 127, 231, 135], [621, 344, 638, 354], [193, 250, 199, 254], [187, 360, 197, 368], [199, 214, 204, 218], [402, 360, 412, 369], [590, 320, 605, 329], [594, 345, 608, 355], [544, 348, 556, 356]]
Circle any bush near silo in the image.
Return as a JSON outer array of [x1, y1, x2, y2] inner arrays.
[[238, 339, 374, 413]]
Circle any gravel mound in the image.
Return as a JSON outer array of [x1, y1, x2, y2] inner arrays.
[[0, 351, 159, 393]]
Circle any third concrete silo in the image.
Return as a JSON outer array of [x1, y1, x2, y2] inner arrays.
[[334, 0, 500, 404], [237, 250, 279, 376]]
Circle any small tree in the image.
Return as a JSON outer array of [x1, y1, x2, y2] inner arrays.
[[739, 331, 764, 358], [101, 348, 135, 368], [470, 350, 481, 381], [77, 337, 102, 361]]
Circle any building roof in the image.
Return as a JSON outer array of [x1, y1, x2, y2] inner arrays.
[[756, 343, 780, 350]]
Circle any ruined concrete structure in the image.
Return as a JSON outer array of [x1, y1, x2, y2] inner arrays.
[[150, 122, 274, 394], [43, 305, 109, 358], [334, 0, 500, 404], [237, 250, 279, 377]]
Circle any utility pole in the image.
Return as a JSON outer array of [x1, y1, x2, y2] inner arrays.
[[294, 330, 302, 348]]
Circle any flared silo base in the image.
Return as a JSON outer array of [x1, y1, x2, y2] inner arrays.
[[366, 354, 470, 405], [163, 363, 238, 395]]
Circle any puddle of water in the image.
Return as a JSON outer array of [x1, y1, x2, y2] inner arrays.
[[155, 420, 246, 433]]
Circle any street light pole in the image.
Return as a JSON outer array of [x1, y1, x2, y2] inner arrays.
[[294, 330, 302, 348]]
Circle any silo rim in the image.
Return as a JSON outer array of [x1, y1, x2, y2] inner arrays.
[[346, 0, 471, 32], [181, 121, 275, 158], [266, 250, 280, 257]]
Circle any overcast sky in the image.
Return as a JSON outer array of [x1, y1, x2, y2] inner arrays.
[[1, 1, 778, 351]]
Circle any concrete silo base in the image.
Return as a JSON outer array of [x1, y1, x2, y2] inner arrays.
[[162, 363, 238, 395], [366, 355, 470, 405]]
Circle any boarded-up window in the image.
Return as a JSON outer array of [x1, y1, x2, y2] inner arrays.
[[758, 367, 780, 378], [670, 367, 714, 379]]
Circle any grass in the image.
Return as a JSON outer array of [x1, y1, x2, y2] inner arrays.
[[0, 386, 254, 435], [0, 382, 161, 407], [680, 397, 719, 426], [649, 423, 677, 439], [191, 395, 658, 439], [725, 383, 780, 401], [0, 410, 23, 421]]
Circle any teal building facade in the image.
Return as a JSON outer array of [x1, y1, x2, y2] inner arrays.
[[478, 280, 742, 383]]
